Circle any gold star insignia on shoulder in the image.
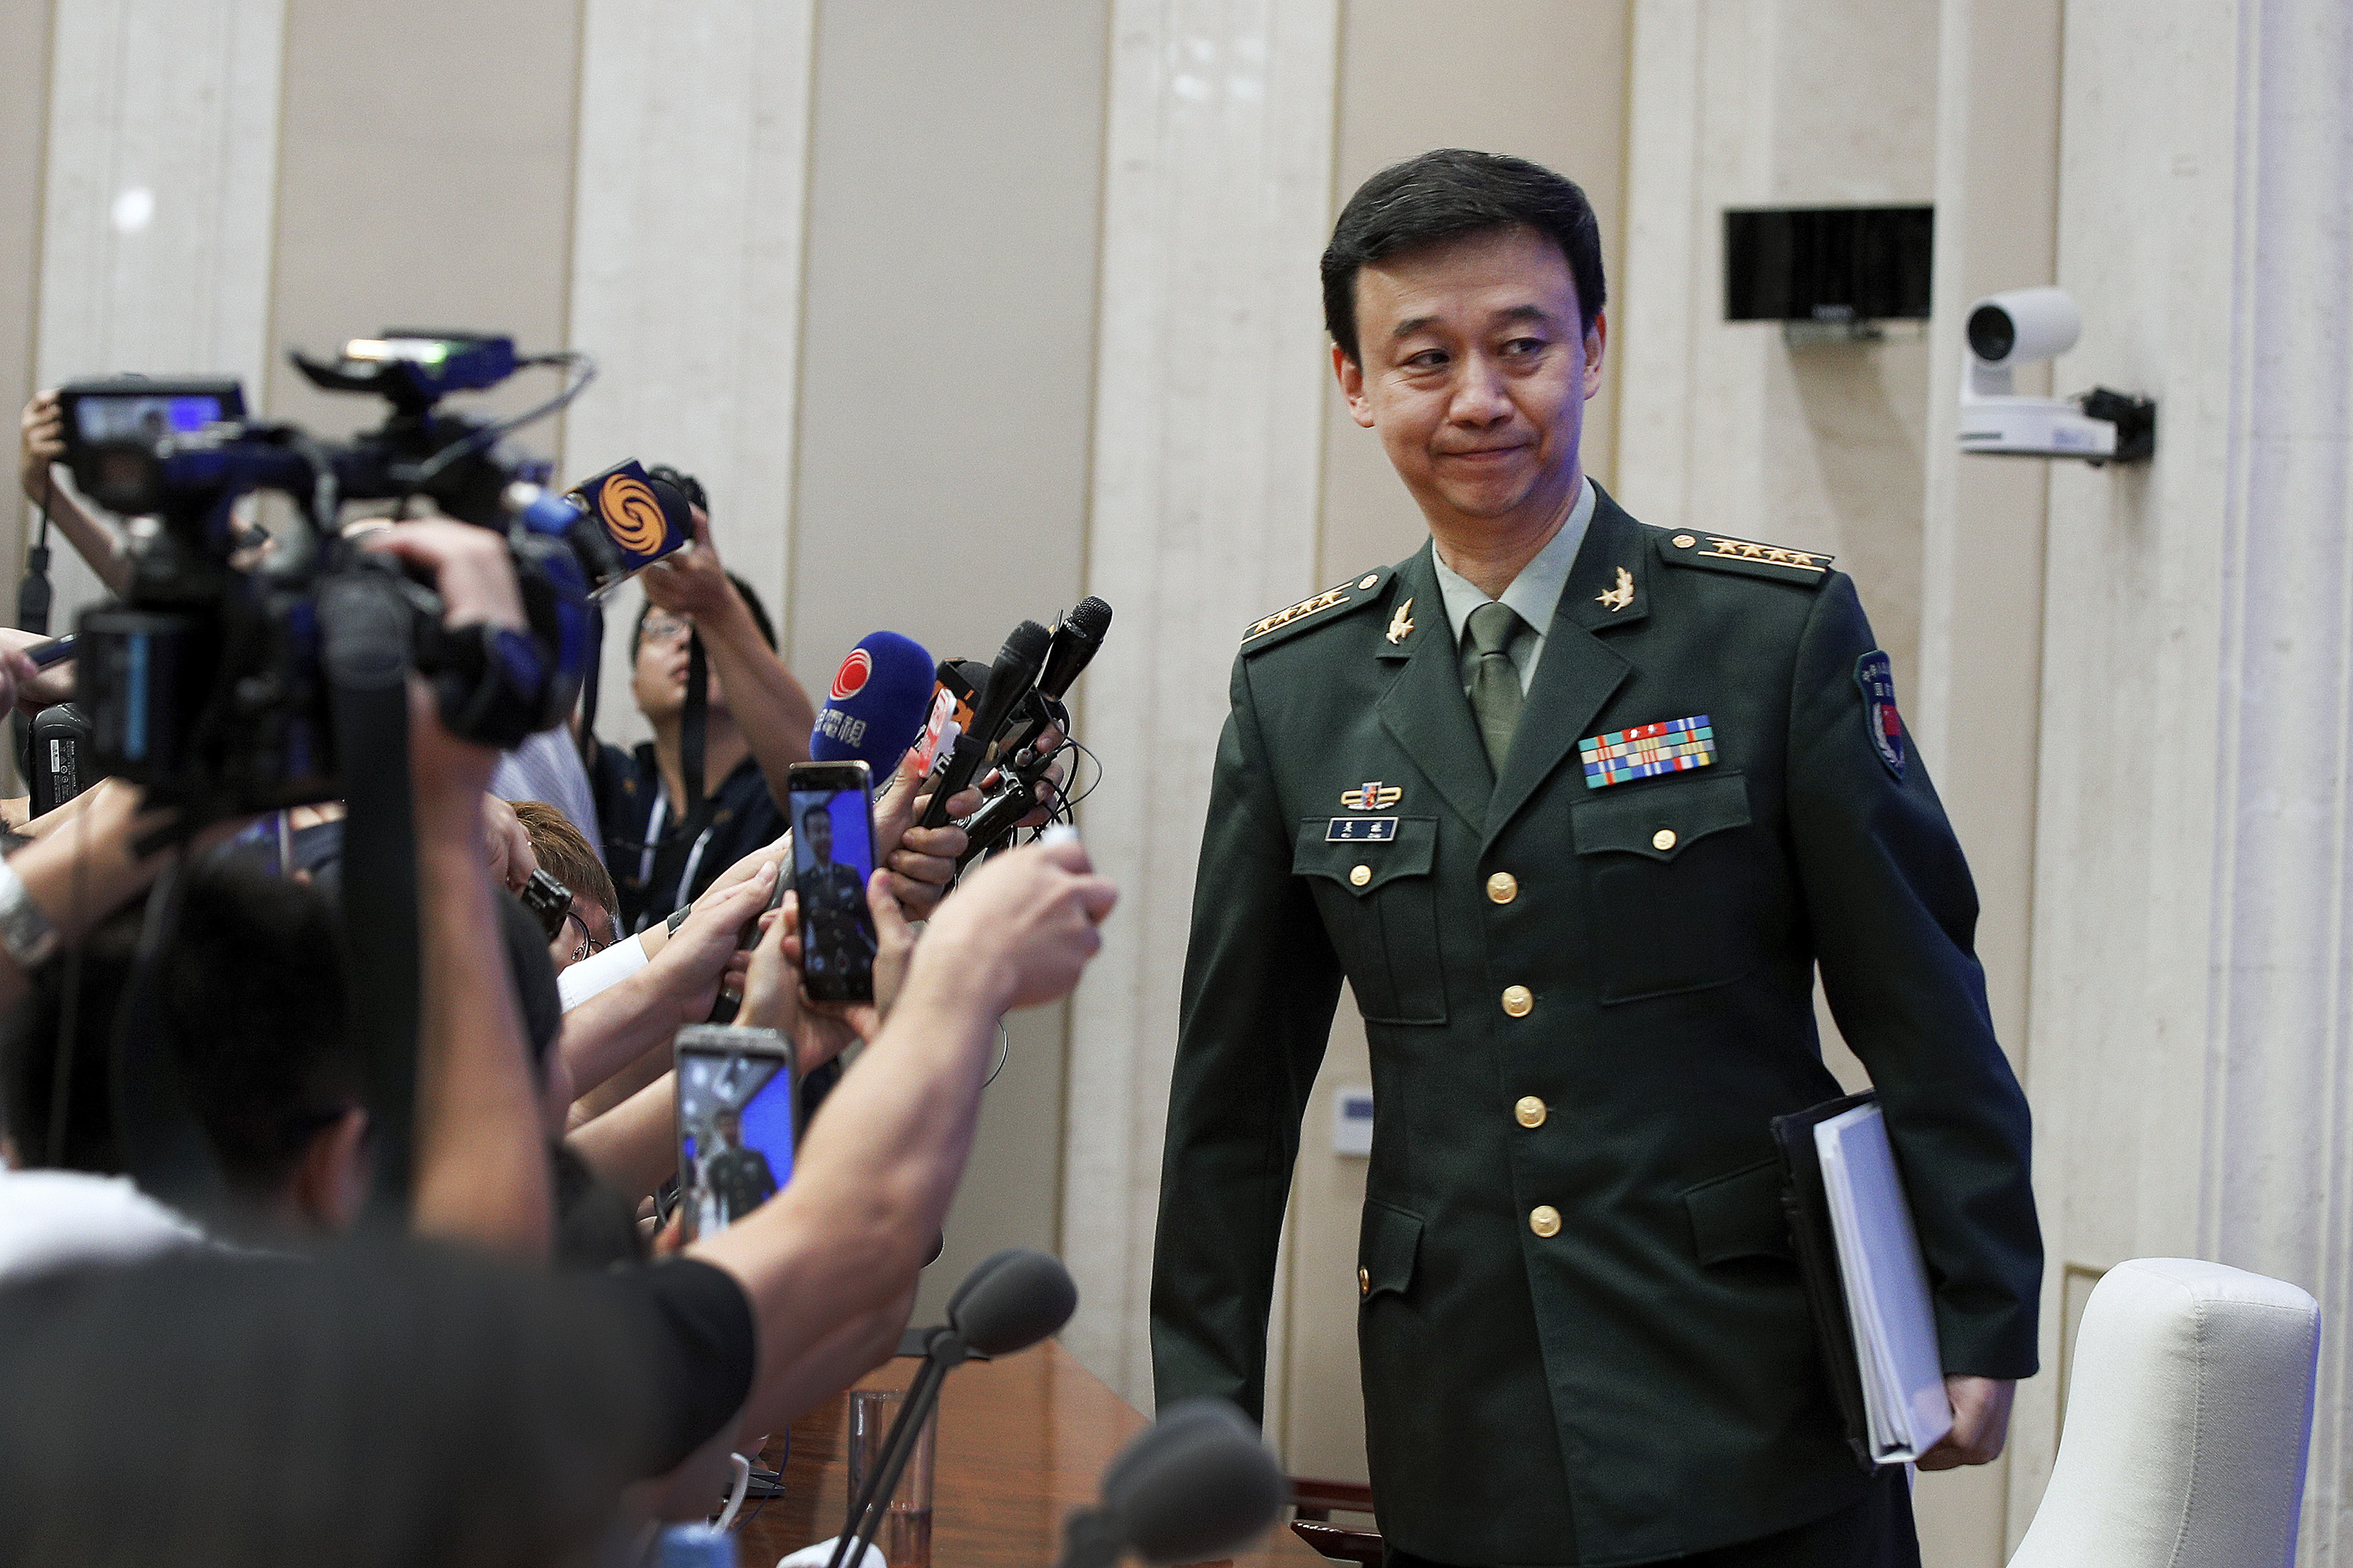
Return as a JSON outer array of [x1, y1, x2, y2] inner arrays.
[[1595, 568, 1634, 612], [1386, 597, 1414, 644], [1240, 568, 1394, 651], [1657, 528, 1835, 588], [1243, 587, 1348, 643]]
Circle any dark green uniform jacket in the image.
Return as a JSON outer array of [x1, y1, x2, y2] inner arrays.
[[1151, 487, 2040, 1567]]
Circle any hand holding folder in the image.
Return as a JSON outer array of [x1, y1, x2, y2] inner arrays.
[[1771, 1092, 1955, 1467]]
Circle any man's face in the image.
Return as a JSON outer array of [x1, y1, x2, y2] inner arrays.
[[713, 1109, 741, 1148], [1335, 225, 1605, 538], [630, 610, 731, 724], [803, 810, 833, 864]]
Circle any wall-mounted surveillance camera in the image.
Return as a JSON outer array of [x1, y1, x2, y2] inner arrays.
[[1959, 286, 2154, 464]]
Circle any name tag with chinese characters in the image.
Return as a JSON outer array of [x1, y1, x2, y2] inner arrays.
[[1327, 817, 1398, 843]]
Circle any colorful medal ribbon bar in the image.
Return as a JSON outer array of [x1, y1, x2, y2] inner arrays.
[[1578, 715, 1715, 789]]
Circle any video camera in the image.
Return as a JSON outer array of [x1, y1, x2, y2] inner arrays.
[[53, 333, 688, 823]]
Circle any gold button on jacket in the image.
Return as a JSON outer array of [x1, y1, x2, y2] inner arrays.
[[1529, 1205, 1562, 1238], [1349, 863, 1372, 887], [1358, 1266, 1371, 1297], [1501, 984, 1533, 1017], [1486, 870, 1519, 904], [1652, 827, 1677, 852], [1514, 1095, 1546, 1128]]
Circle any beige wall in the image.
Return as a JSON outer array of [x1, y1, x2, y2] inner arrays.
[[0, 0, 51, 626], [264, 0, 583, 439]]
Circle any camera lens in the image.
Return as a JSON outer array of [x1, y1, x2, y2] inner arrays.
[[1966, 304, 2016, 364]]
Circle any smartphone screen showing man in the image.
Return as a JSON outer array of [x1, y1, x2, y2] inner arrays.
[[788, 761, 879, 1003], [676, 1027, 796, 1237]]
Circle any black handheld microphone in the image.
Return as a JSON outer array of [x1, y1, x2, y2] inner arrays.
[[919, 619, 1051, 828], [1037, 595, 1113, 705], [957, 599, 1115, 863], [1054, 1399, 1288, 1568], [998, 595, 1114, 759], [826, 1248, 1078, 1568]]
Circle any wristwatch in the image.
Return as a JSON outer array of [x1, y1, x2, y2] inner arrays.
[[0, 857, 60, 967]]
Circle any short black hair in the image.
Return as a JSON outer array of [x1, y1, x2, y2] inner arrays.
[[1321, 149, 1607, 366], [631, 571, 778, 656], [1, 860, 354, 1200]]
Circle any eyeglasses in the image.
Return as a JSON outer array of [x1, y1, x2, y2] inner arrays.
[[641, 613, 694, 647], [563, 909, 609, 964]]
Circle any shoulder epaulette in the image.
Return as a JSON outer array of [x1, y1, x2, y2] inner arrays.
[[1239, 565, 1396, 653], [1654, 528, 1833, 587]]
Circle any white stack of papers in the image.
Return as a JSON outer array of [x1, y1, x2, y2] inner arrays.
[[1814, 1102, 1954, 1462]]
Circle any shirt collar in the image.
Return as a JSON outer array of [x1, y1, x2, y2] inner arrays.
[[1431, 474, 1597, 646]]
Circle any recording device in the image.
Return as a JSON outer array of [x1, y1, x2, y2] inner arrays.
[[809, 630, 936, 778], [53, 334, 688, 821], [828, 1249, 1079, 1568], [22, 634, 77, 668], [696, 634, 934, 1025], [1015, 595, 1113, 751], [788, 759, 879, 1003], [1054, 1400, 1287, 1568], [516, 868, 573, 942], [1958, 286, 2155, 464], [910, 659, 984, 780], [918, 620, 1051, 829], [26, 702, 95, 816], [955, 597, 1113, 864], [674, 1025, 797, 1238], [53, 378, 247, 513]]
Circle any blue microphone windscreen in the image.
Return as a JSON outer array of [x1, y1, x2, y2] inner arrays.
[[811, 630, 935, 776]]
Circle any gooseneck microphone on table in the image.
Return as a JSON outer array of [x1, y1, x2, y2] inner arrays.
[[824, 1247, 1079, 1568], [918, 620, 1051, 829], [1053, 1399, 1288, 1568]]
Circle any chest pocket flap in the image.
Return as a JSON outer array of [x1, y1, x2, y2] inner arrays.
[[1292, 817, 1445, 1026], [1293, 816, 1437, 891], [1570, 769, 1752, 862]]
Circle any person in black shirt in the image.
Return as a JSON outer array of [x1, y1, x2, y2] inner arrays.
[[590, 477, 816, 932]]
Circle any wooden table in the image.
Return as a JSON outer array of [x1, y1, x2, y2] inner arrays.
[[737, 1339, 1328, 1568]]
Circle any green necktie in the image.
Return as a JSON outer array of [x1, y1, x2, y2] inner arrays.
[[1466, 600, 1525, 774]]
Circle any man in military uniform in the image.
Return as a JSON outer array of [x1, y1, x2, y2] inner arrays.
[[702, 1105, 779, 1225], [796, 802, 877, 985], [1152, 151, 2040, 1567]]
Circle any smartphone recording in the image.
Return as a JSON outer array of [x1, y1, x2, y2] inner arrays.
[[788, 760, 879, 1003], [675, 1026, 796, 1237]]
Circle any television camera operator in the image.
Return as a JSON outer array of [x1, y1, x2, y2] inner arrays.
[[0, 509, 1121, 1499]]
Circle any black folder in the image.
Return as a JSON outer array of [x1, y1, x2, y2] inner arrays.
[[1771, 1089, 1878, 1472]]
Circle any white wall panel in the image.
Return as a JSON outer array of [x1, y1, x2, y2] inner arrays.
[[1061, 0, 1340, 1405], [35, 0, 285, 626], [563, 0, 816, 749]]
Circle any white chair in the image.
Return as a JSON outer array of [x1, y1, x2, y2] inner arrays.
[[2007, 1257, 2319, 1568]]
